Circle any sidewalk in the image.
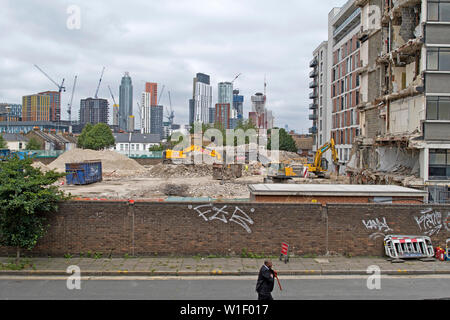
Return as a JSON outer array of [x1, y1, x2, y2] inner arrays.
[[1, 256, 450, 276]]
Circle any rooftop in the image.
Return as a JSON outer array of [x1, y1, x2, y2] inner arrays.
[[248, 184, 427, 197]]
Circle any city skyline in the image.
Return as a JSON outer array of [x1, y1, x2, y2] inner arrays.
[[0, 0, 345, 133]]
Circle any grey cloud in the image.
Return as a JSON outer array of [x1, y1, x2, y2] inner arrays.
[[0, 0, 345, 132]]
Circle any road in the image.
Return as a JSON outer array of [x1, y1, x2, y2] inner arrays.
[[0, 275, 449, 300]]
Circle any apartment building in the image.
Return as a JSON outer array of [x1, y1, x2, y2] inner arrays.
[[329, 1, 363, 169], [348, 0, 450, 202], [309, 41, 329, 152]]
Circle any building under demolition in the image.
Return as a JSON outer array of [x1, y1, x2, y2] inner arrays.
[[345, 0, 450, 203]]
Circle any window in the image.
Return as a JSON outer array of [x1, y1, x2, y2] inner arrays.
[[356, 74, 360, 87], [427, 96, 450, 120], [427, 48, 450, 71], [429, 149, 450, 180], [428, 1, 450, 21], [356, 90, 360, 105]]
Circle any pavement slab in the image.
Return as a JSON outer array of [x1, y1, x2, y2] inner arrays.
[[0, 255, 449, 276]]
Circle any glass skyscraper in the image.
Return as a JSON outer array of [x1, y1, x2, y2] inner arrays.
[[119, 72, 133, 132]]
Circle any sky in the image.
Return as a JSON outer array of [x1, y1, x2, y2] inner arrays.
[[0, 0, 346, 133]]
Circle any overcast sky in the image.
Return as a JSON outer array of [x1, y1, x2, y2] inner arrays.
[[0, 0, 345, 133]]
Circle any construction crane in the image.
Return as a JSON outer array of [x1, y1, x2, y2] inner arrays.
[[157, 85, 165, 105], [34, 64, 66, 93], [231, 73, 242, 84], [94, 66, 106, 99], [67, 75, 77, 123], [108, 85, 119, 126], [165, 91, 175, 127], [107, 85, 117, 105]]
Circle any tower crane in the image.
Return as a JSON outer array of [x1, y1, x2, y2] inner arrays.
[[157, 85, 165, 105], [231, 73, 242, 84], [94, 67, 106, 99], [34, 64, 66, 93], [67, 75, 77, 123], [108, 85, 119, 126], [165, 91, 175, 127]]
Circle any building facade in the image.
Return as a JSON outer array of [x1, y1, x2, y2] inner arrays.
[[346, 0, 450, 202], [329, 1, 362, 169], [233, 89, 244, 121], [189, 73, 213, 125], [215, 103, 231, 129], [79, 98, 109, 125], [22, 94, 50, 121], [0, 103, 22, 121], [218, 82, 233, 105], [39, 91, 61, 122], [119, 72, 133, 132], [309, 41, 329, 152], [145, 82, 158, 106]]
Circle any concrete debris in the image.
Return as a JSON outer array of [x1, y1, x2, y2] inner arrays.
[[162, 184, 189, 197]]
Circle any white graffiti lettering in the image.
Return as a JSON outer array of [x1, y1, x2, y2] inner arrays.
[[362, 217, 393, 233], [362, 217, 393, 240], [414, 208, 442, 236], [188, 204, 254, 233]]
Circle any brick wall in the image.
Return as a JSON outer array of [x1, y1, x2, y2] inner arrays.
[[0, 201, 449, 257]]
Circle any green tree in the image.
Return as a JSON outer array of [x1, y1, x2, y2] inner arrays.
[[0, 156, 69, 263], [149, 144, 164, 151], [77, 123, 115, 150], [77, 123, 93, 148], [25, 137, 42, 150], [267, 128, 298, 153], [0, 135, 7, 149]]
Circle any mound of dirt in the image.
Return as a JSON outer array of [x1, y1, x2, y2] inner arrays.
[[47, 148, 145, 176]]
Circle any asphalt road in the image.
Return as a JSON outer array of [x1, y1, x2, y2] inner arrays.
[[0, 275, 449, 300]]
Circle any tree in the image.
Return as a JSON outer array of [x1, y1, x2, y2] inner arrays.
[[77, 123, 115, 150], [267, 128, 298, 153], [77, 123, 93, 148], [0, 156, 69, 263], [25, 137, 42, 150], [149, 144, 164, 151], [0, 135, 7, 149]]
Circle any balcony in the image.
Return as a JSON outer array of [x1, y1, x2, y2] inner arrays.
[[309, 58, 318, 68], [309, 126, 318, 134], [309, 80, 318, 88], [309, 113, 318, 121], [333, 7, 361, 42], [309, 91, 318, 99], [309, 103, 318, 110], [309, 70, 318, 78]]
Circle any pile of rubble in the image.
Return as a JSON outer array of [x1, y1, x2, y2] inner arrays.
[[47, 148, 146, 177], [146, 163, 214, 178]]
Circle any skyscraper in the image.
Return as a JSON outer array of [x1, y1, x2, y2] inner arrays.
[[119, 72, 133, 132], [218, 82, 233, 105], [233, 89, 244, 120], [215, 103, 231, 129], [79, 98, 109, 125], [145, 82, 158, 106], [189, 73, 212, 125]]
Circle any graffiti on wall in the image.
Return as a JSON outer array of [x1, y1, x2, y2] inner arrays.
[[188, 204, 255, 233], [414, 208, 449, 236], [362, 217, 393, 240]]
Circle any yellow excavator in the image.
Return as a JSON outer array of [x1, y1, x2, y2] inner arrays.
[[265, 160, 298, 183], [163, 144, 222, 164], [305, 138, 340, 178]]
